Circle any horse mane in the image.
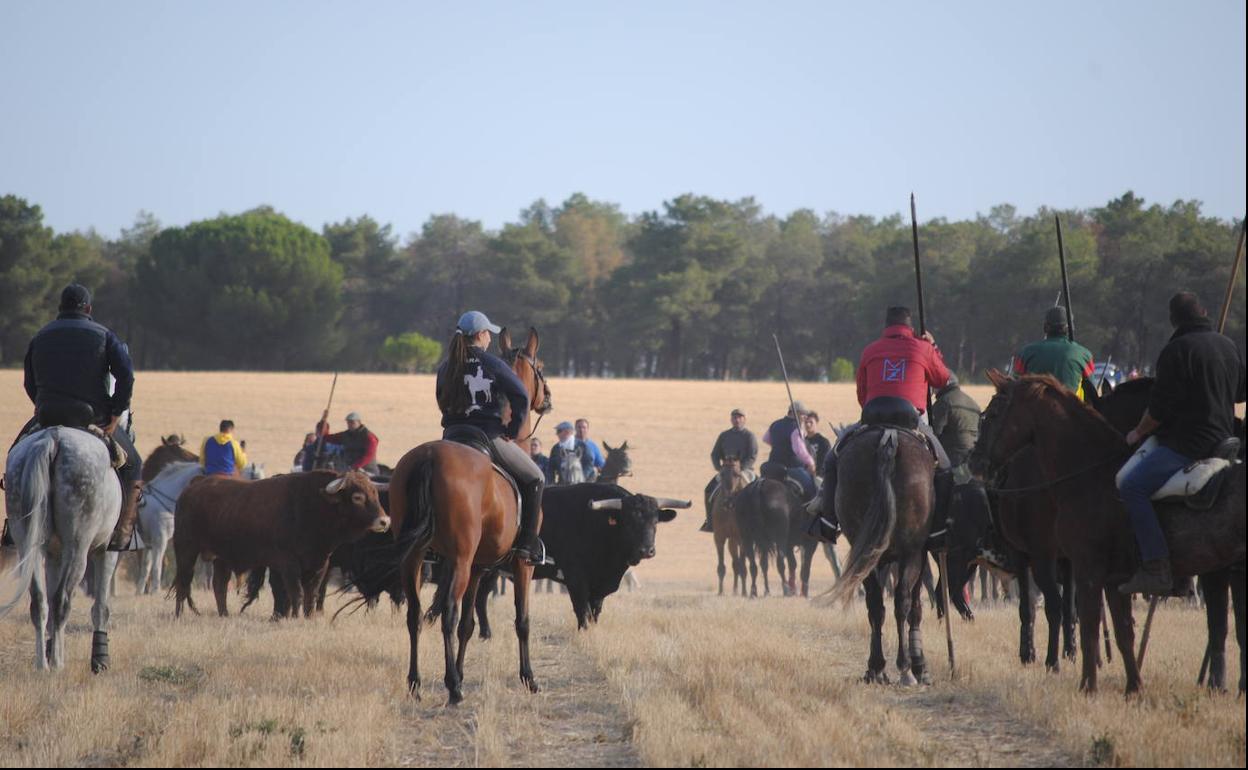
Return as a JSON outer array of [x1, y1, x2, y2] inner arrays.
[[1107, 376, 1154, 400], [1014, 374, 1125, 446]]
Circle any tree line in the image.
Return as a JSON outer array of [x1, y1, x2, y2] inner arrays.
[[0, 191, 1243, 381]]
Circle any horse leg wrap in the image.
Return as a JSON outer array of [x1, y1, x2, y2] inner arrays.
[[91, 631, 110, 674]]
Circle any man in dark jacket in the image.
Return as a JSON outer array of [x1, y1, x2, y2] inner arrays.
[[320, 411, 380, 475], [701, 408, 759, 532], [929, 373, 981, 481], [17, 284, 143, 550], [1118, 292, 1247, 595]]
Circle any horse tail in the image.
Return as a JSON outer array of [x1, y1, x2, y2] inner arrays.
[[0, 430, 58, 618], [424, 559, 451, 626], [827, 430, 899, 607]]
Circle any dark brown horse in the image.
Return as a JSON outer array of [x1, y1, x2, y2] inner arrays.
[[387, 328, 551, 704], [971, 372, 1246, 694], [711, 457, 747, 596], [733, 476, 792, 598], [599, 441, 633, 484], [825, 425, 937, 686], [142, 435, 196, 483]]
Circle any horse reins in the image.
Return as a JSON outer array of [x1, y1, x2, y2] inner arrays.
[[503, 348, 552, 442]]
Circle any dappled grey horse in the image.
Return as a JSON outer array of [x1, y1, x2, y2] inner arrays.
[[137, 460, 203, 594], [1, 427, 122, 672]]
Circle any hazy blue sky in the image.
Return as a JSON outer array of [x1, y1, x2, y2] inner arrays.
[[2, 1, 1244, 238]]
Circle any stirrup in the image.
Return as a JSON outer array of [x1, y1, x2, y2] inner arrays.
[[107, 528, 147, 552], [513, 539, 547, 567]]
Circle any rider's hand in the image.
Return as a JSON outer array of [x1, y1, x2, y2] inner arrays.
[[921, 331, 936, 345], [1126, 429, 1142, 447], [104, 415, 121, 436]]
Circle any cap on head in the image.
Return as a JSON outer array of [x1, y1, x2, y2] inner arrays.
[[730, 408, 745, 418], [457, 311, 501, 336], [1044, 306, 1070, 332], [555, 421, 574, 433], [59, 284, 92, 312], [346, 411, 362, 423], [790, 401, 808, 416]]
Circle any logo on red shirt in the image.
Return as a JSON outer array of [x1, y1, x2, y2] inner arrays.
[[882, 358, 906, 383]]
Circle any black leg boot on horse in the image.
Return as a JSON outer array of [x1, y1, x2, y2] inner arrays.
[[809, 452, 842, 544], [513, 477, 547, 565]]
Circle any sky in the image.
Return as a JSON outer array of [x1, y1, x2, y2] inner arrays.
[[1, 1, 1244, 239]]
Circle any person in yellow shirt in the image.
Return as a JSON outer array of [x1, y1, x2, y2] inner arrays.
[[201, 419, 248, 477]]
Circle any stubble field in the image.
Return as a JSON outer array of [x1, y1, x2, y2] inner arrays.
[[0, 371, 1243, 767]]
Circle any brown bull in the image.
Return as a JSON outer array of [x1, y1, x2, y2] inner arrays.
[[172, 470, 390, 618]]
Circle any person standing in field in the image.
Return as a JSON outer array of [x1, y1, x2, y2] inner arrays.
[[529, 437, 550, 478], [575, 418, 606, 482], [803, 411, 832, 474], [701, 408, 758, 532], [547, 421, 591, 486], [201, 419, 248, 477]]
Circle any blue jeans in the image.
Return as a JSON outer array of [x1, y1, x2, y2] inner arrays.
[[786, 467, 817, 502], [1119, 443, 1190, 561]]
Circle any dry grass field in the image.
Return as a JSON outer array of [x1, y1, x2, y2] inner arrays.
[[1, 370, 1244, 767]]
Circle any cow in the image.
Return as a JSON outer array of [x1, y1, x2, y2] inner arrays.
[[172, 470, 390, 619]]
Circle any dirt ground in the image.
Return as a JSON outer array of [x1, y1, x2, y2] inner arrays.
[[0, 371, 1244, 767]]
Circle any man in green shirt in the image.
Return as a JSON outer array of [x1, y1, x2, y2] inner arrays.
[[1012, 307, 1095, 399]]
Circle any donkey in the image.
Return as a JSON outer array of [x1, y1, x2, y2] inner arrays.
[[1, 428, 123, 673], [824, 414, 937, 686]]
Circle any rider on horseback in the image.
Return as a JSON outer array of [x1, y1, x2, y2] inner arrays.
[[436, 311, 546, 566], [8, 284, 143, 551], [814, 306, 954, 544], [761, 402, 818, 501], [1013, 307, 1095, 400], [1118, 292, 1246, 596]]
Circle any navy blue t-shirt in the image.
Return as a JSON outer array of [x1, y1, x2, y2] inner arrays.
[[436, 346, 530, 439]]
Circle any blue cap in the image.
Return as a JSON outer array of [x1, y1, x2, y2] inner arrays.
[[555, 421, 574, 432], [457, 310, 501, 335]]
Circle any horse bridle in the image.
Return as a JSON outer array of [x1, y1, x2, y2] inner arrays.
[[503, 348, 552, 441], [978, 382, 1128, 496]]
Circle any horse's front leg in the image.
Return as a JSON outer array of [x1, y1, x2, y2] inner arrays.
[[90, 551, 120, 673], [894, 556, 922, 686]]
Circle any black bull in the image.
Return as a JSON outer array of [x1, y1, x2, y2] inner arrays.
[[250, 483, 684, 632]]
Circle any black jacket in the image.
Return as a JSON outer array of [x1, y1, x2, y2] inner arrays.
[[1149, 319, 1246, 458], [711, 427, 759, 470], [24, 311, 134, 422], [436, 346, 530, 439]]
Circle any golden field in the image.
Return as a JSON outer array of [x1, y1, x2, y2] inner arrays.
[[0, 370, 1244, 767]]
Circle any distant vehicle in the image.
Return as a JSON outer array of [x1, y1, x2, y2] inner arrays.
[[1092, 361, 1125, 389]]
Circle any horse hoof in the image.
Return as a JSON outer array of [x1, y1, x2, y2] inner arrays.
[[523, 676, 541, 694], [898, 670, 918, 687], [447, 689, 464, 706], [863, 669, 890, 685], [91, 658, 109, 674]]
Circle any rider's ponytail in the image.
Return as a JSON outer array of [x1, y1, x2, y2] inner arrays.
[[438, 330, 472, 415]]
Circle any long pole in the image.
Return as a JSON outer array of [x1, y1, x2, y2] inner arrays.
[[312, 371, 339, 469], [772, 335, 803, 437], [912, 193, 953, 676], [1139, 218, 1246, 672], [1056, 215, 1076, 342]]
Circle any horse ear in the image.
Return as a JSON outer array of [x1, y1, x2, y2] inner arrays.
[[498, 327, 512, 352], [603, 441, 614, 452], [620, 441, 629, 450], [986, 368, 1009, 391], [525, 327, 539, 356]]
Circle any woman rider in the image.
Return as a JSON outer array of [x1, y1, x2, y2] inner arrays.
[[435, 311, 545, 565]]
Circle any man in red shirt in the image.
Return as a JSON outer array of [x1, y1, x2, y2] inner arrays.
[[813, 307, 954, 544]]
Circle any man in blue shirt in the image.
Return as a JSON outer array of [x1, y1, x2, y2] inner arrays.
[[575, 418, 606, 481]]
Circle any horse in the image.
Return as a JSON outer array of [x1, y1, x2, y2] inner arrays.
[[971, 372, 1245, 694], [1, 427, 123, 673], [142, 434, 196, 483], [386, 327, 552, 704], [824, 411, 937, 686], [1097, 377, 1246, 694], [599, 441, 633, 484], [711, 457, 748, 596], [136, 460, 203, 594], [733, 474, 794, 598]]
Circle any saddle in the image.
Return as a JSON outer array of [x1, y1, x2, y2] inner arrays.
[[1116, 436, 1242, 511], [759, 461, 807, 501], [440, 425, 522, 521], [835, 398, 934, 462], [16, 418, 126, 469]]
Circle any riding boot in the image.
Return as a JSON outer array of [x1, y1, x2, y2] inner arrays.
[[927, 469, 955, 551], [512, 477, 547, 566], [1118, 558, 1173, 596], [107, 480, 145, 552], [807, 456, 841, 544]]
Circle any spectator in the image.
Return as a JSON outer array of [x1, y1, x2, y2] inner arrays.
[[575, 418, 606, 481], [294, 432, 317, 472], [319, 411, 380, 475], [529, 437, 550, 477], [201, 419, 248, 477], [802, 411, 832, 474], [548, 421, 591, 485]]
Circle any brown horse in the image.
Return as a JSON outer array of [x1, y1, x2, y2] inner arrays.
[[971, 372, 1246, 694], [387, 328, 551, 704], [711, 457, 747, 596], [825, 424, 937, 686], [142, 435, 196, 483]]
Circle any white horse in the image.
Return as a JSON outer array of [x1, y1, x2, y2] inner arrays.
[[1, 427, 122, 672], [136, 461, 203, 594]]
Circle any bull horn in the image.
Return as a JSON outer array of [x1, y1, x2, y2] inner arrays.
[[589, 498, 624, 510], [325, 476, 347, 494], [653, 497, 692, 509]]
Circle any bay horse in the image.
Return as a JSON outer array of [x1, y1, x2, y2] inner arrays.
[[387, 327, 552, 704], [142, 434, 196, 483], [1, 428, 123, 673], [711, 456, 747, 596], [824, 417, 937, 686], [971, 372, 1246, 694]]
